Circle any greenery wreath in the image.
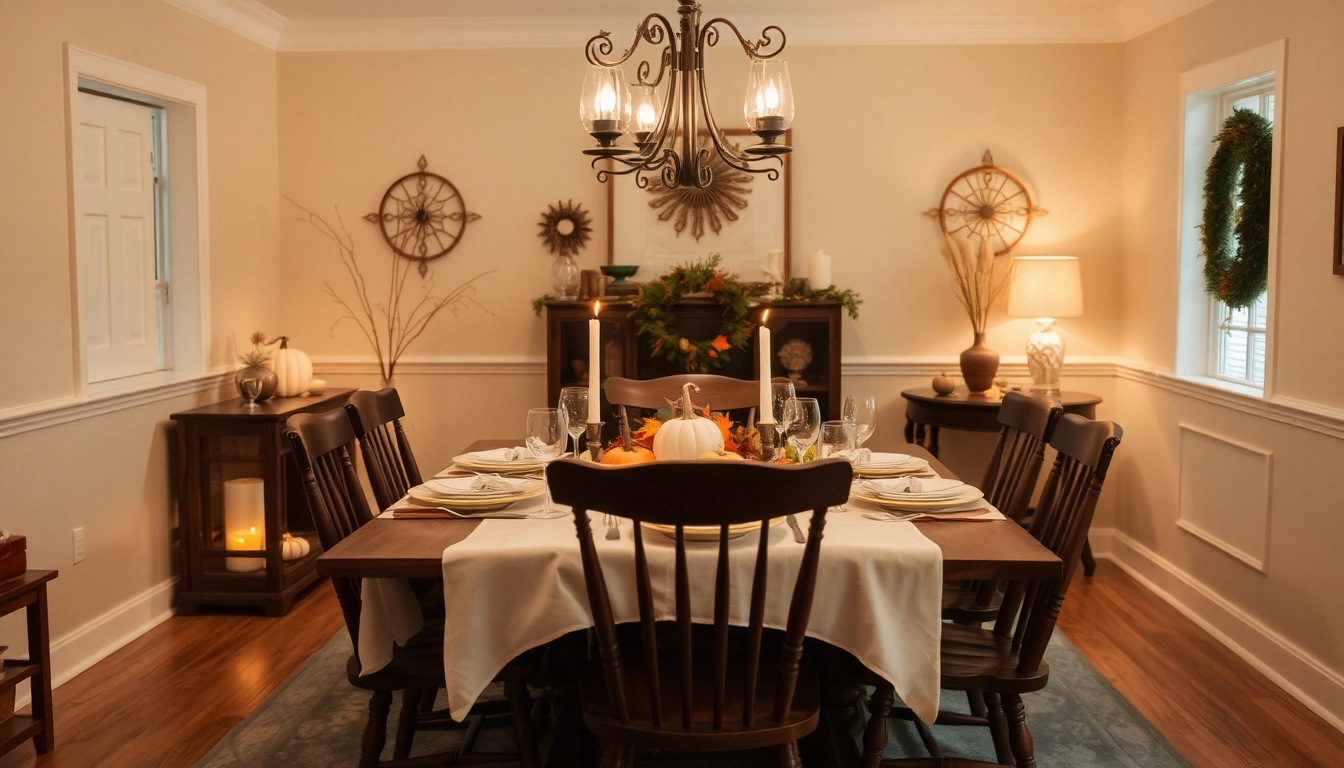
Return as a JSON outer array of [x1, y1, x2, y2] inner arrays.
[[630, 254, 752, 372], [1201, 108, 1273, 309]]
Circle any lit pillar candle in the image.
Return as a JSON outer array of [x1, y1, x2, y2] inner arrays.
[[224, 477, 265, 573], [757, 310, 773, 425], [588, 301, 601, 423]]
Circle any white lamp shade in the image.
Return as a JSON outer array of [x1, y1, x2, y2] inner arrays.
[[1007, 256, 1084, 319]]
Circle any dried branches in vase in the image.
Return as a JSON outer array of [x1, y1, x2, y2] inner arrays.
[[939, 233, 1013, 394], [290, 199, 492, 385]]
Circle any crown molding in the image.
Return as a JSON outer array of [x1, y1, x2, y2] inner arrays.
[[160, 0, 285, 49], [160, 0, 1216, 52]]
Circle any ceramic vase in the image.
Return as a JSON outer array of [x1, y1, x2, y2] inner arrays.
[[959, 332, 999, 394], [234, 365, 278, 401]]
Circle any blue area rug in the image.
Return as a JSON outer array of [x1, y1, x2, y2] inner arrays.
[[196, 631, 1189, 767]]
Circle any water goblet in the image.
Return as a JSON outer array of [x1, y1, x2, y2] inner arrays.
[[844, 395, 879, 448], [558, 387, 588, 456], [240, 377, 263, 414], [526, 407, 568, 518], [819, 419, 856, 510], [782, 397, 821, 463]]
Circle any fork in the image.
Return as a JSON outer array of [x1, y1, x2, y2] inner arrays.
[[390, 505, 530, 520], [860, 511, 925, 523]]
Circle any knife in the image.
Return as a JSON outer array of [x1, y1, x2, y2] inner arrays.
[[786, 514, 806, 543]]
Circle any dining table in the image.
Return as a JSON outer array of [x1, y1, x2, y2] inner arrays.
[[316, 439, 1061, 767]]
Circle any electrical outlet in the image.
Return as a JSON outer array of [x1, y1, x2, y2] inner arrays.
[[73, 527, 85, 564]]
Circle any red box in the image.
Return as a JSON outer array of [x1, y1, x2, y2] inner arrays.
[[0, 536, 27, 583]]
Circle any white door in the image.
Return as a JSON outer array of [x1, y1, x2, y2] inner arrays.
[[74, 91, 161, 382]]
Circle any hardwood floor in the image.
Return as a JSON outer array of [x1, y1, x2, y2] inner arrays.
[[0, 565, 1339, 767]]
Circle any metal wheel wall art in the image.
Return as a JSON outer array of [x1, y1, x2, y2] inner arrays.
[[364, 155, 481, 276], [923, 149, 1049, 256]]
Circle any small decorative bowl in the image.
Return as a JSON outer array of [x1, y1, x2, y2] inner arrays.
[[600, 265, 639, 285]]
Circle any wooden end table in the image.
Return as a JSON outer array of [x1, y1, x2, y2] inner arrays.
[[0, 571, 57, 758], [900, 387, 1103, 576]]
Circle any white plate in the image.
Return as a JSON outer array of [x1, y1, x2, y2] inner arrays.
[[856, 452, 914, 468], [423, 476, 541, 499], [851, 486, 985, 510]]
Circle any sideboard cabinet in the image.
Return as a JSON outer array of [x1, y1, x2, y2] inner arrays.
[[545, 299, 842, 436]]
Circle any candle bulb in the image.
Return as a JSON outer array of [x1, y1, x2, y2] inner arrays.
[[587, 301, 601, 424], [224, 478, 265, 573], [757, 310, 773, 425]]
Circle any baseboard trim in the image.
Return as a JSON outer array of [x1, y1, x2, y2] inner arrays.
[[1091, 528, 1344, 733], [13, 578, 177, 710]]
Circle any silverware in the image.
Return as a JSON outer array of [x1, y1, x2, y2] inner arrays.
[[388, 506, 530, 520], [861, 512, 924, 523], [604, 514, 621, 540], [786, 514, 806, 543]]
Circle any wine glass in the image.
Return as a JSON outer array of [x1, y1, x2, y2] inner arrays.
[[843, 395, 879, 448], [782, 397, 821, 462], [819, 420, 857, 461], [558, 387, 588, 456], [770, 381, 796, 424], [240, 377, 263, 414], [526, 408, 568, 518]]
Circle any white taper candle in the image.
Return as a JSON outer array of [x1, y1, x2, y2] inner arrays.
[[587, 301, 601, 423], [758, 310, 774, 424]]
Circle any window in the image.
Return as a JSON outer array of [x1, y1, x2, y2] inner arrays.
[[72, 89, 170, 382], [1175, 41, 1284, 394], [1210, 81, 1273, 387]]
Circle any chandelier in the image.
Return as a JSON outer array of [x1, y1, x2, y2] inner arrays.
[[579, 0, 795, 190]]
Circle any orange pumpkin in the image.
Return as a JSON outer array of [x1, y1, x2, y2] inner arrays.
[[602, 418, 655, 465]]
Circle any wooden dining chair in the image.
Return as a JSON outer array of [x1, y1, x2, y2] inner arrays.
[[286, 408, 540, 768], [862, 414, 1123, 768], [546, 458, 854, 768], [345, 388, 423, 511], [603, 374, 780, 428], [942, 393, 1063, 625]]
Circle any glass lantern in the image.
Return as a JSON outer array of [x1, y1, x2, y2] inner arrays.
[[744, 60, 794, 147], [579, 65, 630, 148]]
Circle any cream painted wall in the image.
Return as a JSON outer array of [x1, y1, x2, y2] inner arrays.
[[1112, 0, 1344, 724], [0, 0, 280, 671]]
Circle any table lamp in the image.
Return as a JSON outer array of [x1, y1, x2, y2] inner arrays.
[[1007, 256, 1083, 394]]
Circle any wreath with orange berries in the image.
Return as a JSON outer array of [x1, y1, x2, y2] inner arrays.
[[629, 254, 753, 373]]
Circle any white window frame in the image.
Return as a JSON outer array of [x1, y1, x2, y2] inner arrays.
[[63, 46, 212, 397], [1174, 40, 1286, 397]]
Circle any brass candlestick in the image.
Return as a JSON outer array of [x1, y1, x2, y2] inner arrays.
[[758, 422, 782, 462], [585, 422, 605, 462]]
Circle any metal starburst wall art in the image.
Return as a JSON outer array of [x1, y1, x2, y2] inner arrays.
[[645, 133, 754, 241]]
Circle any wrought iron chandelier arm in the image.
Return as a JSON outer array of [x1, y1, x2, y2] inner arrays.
[[585, 13, 677, 68], [688, 47, 782, 183], [593, 149, 682, 189], [697, 17, 787, 60]]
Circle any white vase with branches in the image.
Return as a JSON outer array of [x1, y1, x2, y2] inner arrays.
[[290, 199, 492, 386], [939, 233, 1013, 394]]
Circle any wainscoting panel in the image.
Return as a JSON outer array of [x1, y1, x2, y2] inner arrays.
[[1176, 423, 1273, 572]]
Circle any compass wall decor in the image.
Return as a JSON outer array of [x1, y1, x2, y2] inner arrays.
[[364, 155, 481, 276], [923, 149, 1048, 255]]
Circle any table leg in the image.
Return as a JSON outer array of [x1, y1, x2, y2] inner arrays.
[[927, 426, 940, 458], [903, 418, 915, 445], [27, 584, 54, 753], [1081, 538, 1096, 577], [816, 645, 864, 768]]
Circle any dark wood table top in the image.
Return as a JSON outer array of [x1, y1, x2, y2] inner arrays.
[[318, 441, 1061, 583], [170, 389, 355, 421], [901, 388, 1102, 410]]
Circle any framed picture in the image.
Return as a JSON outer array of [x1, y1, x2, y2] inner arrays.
[[608, 128, 791, 283], [1335, 127, 1344, 276]]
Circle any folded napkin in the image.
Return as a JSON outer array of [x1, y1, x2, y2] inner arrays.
[[466, 447, 532, 463], [857, 452, 913, 467], [864, 477, 965, 497], [469, 474, 530, 493]]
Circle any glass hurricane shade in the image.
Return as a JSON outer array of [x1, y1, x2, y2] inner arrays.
[[1007, 256, 1083, 394], [628, 83, 660, 140], [744, 60, 794, 135], [579, 65, 630, 135]]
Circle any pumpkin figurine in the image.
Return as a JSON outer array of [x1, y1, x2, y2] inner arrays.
[[697, 449, 744, 461], [280, 532, 310, 561], [601, 417, 654, 466], [268, 337, 314, 398], [652, 382, 725, 460], [932, 372, 956, 396]]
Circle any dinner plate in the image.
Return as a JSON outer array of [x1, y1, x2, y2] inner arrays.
[[451, 455, 545, 473], [640, 518, 784, 541], [408, 484, 545, 510], [853, 458, 931, 477], [850, 486, 984, 510], [859, 478, 967, 500], [423, 476, 541, 499], [856, 452, 915, 468]]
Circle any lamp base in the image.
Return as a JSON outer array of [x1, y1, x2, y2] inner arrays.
[[1025, 320, 1064, 394]]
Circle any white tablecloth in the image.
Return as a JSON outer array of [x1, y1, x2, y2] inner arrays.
[[357, 490, 1006, 726]]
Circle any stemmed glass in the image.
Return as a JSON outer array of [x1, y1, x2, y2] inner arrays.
[[558, 387, 588, 457], [240, 377, 263, 414], [782, 397, 821, 462], [526, 408, 568, 518], [819, 420, 857, 510], [842, 395, 879, 449]]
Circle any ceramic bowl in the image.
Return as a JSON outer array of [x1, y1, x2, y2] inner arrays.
[[600, 265, 639, 285]]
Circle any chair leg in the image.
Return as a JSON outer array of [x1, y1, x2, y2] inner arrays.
[[418, 686, 436, 714], [599, 739, 634, 768], [1004, 693, 1037, 768], [392, 688, 420, 760], [967, 691, 987, 719], [861, 684, 895, 768], [360, 690, 393, 768], [984, 692, 1013, 767], [914, 718, 943, 759], [775, 740, 803, 768], [1082, 538, 1096, 577], [506, 679, 541, 768]]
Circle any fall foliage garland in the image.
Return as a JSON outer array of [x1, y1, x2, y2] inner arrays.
[[629, 254, 752, 373]]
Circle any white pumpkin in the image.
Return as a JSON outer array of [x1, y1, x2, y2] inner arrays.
[[653, 382, 725, 460], [268, 337, 313, 398], [281, 533, 311, 561]]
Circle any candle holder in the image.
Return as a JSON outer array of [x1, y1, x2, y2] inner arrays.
[[758, 423, 782, 463], [585, 422, 605, 463]]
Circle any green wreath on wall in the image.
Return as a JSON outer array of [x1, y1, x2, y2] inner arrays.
[[1200, 107, 1273, 309]]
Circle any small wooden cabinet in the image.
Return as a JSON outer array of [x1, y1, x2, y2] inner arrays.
[[545, 299, 843, 435], [172, 390, 353, 616], [0, 571, 57, 759]]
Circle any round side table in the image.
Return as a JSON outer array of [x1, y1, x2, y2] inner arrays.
[[901, 388, 1101, 458]]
